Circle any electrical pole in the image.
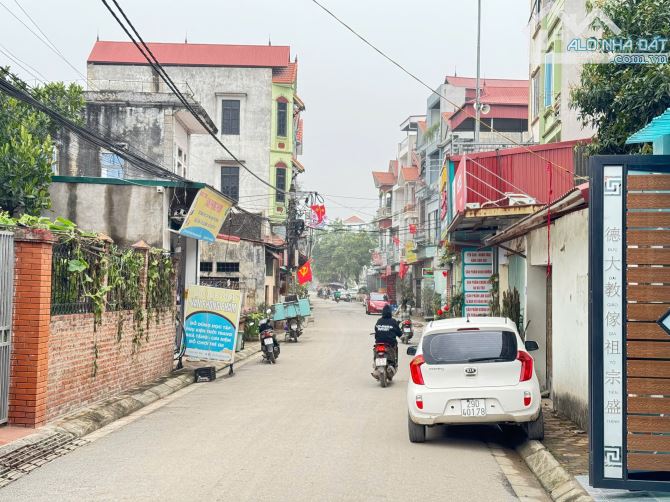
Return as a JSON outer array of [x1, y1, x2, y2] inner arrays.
[[474, 0, 482, 145]]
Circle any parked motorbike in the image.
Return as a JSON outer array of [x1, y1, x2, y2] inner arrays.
[[370, 334, 397, 388], [285, 317, 302, 343], [260, 325, 280, 364], [400, 319, 414, 344]]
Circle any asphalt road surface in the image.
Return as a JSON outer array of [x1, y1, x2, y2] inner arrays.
[[0, 298, 548, 501]]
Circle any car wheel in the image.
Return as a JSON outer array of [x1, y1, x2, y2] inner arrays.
[[408, 415, 426, 443], [524, 409, 544, 440]]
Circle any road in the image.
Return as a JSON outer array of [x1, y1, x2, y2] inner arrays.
[[0, 299, 548, 501]]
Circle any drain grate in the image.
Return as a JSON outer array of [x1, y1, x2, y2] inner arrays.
[[0, 432, 88, 486]]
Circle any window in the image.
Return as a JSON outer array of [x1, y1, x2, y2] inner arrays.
[[275, 165, 286, 203], [422, 331, 518, 364], [221, 100, 240, 135], [221, 166, 239, 202], [544, 52, 554, 108], [176, 146, 186, 177], [265, 256, 274, 277], [100, 151, 124, 179], [199, 262, 213, 273], [216, 262, 240, 273], [531, 71, 541, 118], [277, 100, 288, 137]]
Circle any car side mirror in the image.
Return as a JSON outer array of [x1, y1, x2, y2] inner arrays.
[[407, 346, 417, 356], [525, 340, 539, 352]]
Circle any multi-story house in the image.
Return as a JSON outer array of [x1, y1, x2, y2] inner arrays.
[[528, 0, 597, 143], [85, 40, 305, 217]]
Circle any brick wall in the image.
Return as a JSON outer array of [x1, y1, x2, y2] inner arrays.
[[47, 310, 174, 421]]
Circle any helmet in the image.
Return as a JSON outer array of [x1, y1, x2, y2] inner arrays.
[[382, 305, 392, 318]]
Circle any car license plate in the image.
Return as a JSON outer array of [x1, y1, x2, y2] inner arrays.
[[461, 399, 487, 417], [403, 328, 411, 333], [375, 357, 387, 366], [263, 338, 274, 346]]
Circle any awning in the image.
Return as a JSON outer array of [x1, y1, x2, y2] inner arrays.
[[485, 183, 589, 246], [293, 94, 306, 111], [626, 108, 670, 144], [446, 204, 544, 235], [292, 157, 305, 173]]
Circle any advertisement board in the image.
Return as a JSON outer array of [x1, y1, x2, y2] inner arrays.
[[179, 187, 232, 242], [454, 158, 467, 214], [462, 247, 493, 316], [183, 285, 242, 362]]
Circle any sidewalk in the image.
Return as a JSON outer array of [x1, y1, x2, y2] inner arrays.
[[0, 343, 261, 487]]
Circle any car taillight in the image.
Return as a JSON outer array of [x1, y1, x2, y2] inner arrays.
[[410, 355, 425, 385], [375, 344, 387, 353], [524, 391, 532, 407], [416, 394, 424, 410], [517, 351, 534, 382]]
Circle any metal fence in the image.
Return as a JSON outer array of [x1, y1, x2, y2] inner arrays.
[[0, 231, 14, 424], [200, 277, 241, 290], [51, 241, 100, 316]]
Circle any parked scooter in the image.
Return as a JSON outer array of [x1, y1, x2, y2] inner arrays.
[[400, 319, 414, 344], [258, 310, 280, 364], [285, 317, 302, 343], [370, 333, 397, 388]]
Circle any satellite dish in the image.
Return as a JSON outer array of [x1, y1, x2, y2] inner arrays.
[[481, 103, 491, 115]]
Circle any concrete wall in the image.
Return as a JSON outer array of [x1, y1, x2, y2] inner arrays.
[[199, 239, 267, 309], [526, 208, 589, 429], [49, 182, 169, 249], [88, 64, 273, 214]]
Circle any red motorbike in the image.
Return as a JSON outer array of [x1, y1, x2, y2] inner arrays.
[[370, 336, 397, 388], [400, 319, 414, 344]]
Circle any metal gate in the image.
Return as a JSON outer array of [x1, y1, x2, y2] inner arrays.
[[590, 155, 670, 491], [0, 231, 13, 424]]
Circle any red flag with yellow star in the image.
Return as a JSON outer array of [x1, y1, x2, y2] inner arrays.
[[297, 261, 313, 285]]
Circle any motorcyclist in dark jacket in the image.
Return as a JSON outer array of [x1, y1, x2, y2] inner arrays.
[[375, 305, 402, 349]]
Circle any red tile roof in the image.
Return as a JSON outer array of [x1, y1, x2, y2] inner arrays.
[[343, 215, 366, 225], [444, 76, 528, 88], [401, 166, 420, 182], [272, 61, 298, 83], [372, 171, 396, 187], [88, 41, 290, 67]]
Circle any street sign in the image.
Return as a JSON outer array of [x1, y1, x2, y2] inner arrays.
[[462, 247, 493, 316], [422, 267, 434, 277], [589, 155, 670, 492], [179, 187, 232, 242]]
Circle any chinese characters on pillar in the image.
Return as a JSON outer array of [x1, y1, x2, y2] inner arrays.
[[602, 166, 623, 479]]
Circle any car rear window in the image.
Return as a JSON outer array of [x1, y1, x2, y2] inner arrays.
[[370, 293, 386, 301], [422, 330, 517, 364]]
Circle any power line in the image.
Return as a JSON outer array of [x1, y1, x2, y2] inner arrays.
[[101, 0, 287, 197], [309, 0, 587, 183]]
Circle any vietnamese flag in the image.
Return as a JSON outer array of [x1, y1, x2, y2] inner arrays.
[[310, 204, 326, 224], [297, 261, 313, 285]]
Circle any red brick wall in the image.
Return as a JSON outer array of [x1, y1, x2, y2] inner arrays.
[[9, 230, 55, 427], [47, 310, 174, 421]]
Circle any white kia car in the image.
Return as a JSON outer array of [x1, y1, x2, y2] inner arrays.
[[406, 317, 543, 443]]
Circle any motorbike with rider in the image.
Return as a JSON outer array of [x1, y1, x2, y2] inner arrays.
[[371, 305, 402, 387], [395, 299, 414, 344]]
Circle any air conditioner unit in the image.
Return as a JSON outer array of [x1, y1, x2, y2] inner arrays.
[[506, 193, 537, 206], [465, 202, 481, 210]]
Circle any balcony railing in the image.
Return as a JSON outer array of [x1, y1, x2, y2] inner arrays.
[[445, 139, 535, 156], [375, 206, 392, 220]]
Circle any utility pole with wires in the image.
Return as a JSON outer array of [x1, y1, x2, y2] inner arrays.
[[474, 0, 482, 144]]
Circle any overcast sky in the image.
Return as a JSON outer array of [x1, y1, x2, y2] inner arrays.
[[1, 0, 529, 219]]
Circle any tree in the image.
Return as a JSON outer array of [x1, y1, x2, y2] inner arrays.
[[0, 70, 84, 216], [311, 222, 375, 284], [570, 0, 670, 154]]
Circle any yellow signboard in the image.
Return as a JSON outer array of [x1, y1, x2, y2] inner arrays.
[[179, 187, 232, 242], [440, 165, 447, 191], [183, 285, 242, 362], [405, 241, 418, 264]]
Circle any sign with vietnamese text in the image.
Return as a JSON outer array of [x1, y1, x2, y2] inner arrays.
[[183, 285, 242, 362], [179, 187, 232, 242], [462, 247, 493, 317], [454, 158, 467, 214]]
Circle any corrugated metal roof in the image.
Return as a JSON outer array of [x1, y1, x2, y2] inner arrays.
[[626, 108, 670, 144], [444, 76, 528, 88], [88, 41, 290, 67], [454, 140, 585, 208]]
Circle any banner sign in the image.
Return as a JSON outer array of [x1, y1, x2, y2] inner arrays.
[[462, 247, 493, 316], [454, 158, 467, 214], [405, 241, 417, 264], [179, 187, 232, 242], [183, 285, 242, 362], [422, 267, 434, 278]]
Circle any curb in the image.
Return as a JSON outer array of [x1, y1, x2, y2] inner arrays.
[[516, 440, 593, 502], [0, 345, 261, 457]]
